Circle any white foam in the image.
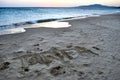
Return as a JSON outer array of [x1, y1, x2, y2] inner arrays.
[[90, 15, 100, 17], [40, 21, 71, 28], [0, 28, 26, 35], [26, 21, 71, 29]]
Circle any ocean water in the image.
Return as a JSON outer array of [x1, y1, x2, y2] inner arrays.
[[0, 7, 120, 35]]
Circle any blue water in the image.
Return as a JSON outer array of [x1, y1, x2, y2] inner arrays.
[[0, 7, 120, 29]]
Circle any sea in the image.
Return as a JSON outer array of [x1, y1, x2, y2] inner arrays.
[[0, 7, 120, 35]]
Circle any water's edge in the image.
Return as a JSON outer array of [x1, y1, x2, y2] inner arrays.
[[0, 12, 119, 36]]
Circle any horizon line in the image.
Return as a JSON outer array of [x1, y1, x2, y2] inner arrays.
[[0, 4, 120, 8]]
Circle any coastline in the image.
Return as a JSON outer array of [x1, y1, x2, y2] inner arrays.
[[0, 12, 120, 36], [0, 13, 120, 80]]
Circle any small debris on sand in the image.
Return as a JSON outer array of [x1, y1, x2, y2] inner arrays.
[[0, 62, 10, 71], [50, 66, 64, 76]]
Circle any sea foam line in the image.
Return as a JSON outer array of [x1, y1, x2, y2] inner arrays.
[[0, 28, 26, 35]]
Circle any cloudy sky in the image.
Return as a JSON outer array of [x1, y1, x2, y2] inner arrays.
[[0, 0, 120, 7]]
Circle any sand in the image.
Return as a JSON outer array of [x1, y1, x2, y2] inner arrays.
[[0, 13, 120, 80]]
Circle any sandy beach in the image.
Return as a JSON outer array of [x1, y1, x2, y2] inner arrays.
[[0, 13, 120, 80]]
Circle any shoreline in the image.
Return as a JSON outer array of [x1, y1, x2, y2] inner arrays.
[[0, 12, 120, 36]]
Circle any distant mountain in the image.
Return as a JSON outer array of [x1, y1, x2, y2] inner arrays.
[[75, 4, 120, 9]]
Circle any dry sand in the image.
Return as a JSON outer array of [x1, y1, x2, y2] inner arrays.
[[0, 13, 120, 80]]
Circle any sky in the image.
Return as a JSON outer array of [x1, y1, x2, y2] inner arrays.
[[0, 0, 120, 7]]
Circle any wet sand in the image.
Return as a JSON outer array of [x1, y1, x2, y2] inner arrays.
[[0, 13, 120, 80]]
